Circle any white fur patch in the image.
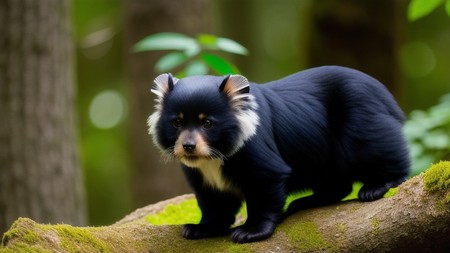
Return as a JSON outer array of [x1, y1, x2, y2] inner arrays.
[[220, 75, 260, 155], [147, 73, 179, 150], [230, 94, 260, 155], [182, 158, 236, 192], [147, 111, 164, 150]]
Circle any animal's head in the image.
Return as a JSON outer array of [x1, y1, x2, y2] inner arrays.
[[148, 73, 259, 167]]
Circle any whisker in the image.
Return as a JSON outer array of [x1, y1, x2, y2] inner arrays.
[[160, 146, 176, 163], [208, 146, 225, 160]]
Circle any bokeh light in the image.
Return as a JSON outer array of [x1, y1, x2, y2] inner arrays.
[[399, 41, 436, 78], [89, 90, 127, 129]]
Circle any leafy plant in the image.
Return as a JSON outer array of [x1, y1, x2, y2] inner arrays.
[[406, 0, 450, 174], [133, 33, 248, 77], [404, 93, 450, 175], [408, 0, 450, 21]]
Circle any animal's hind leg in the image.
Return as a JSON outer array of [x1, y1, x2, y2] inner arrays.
[[357, 143, 410, 201], [355, 117, 411, 202], [357, 143, 410, 202], [358, 177, 406, 202], [284, 181, 352, 217]]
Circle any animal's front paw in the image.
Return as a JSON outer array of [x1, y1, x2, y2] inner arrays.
[[231, 221, 276, 243], [182, 224, 230, 239]]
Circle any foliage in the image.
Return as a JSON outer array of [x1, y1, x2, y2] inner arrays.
[[133, 33, 248, 77], [404, 94, 450, 175], [406, 0, 450, 175], [408, 0, 450, 21]]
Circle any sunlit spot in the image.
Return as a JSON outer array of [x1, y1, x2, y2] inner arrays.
[[399, 41, 436, 78], [89, 90, 127, 129], [80, 27, 115, 59]]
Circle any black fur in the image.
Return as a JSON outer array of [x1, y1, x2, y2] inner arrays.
[[148, 66, 410, 243]]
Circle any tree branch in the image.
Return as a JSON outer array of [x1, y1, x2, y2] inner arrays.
[[1, 162, 450, 253]]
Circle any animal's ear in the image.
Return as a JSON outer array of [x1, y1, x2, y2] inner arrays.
[[219, 74, 250, 97], [151, 73, 179, 98]]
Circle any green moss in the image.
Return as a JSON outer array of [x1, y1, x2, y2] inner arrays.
[[46, 225, 111, 253], [1, 218, 51, 253], [1, 218, 48, 253], [337, 223, 345, 234], [423, 161, 450, 205], [342, 182, 363, 201], [227, 244, 254, 253], [21, 232, 39, 244], [283, 221, 333, 252], [148, 179, 399, 228], [0, 242, 50, 253], [1, 218, 113, 253], [2, 221, 38, 245], [145, 198, 248, 226], [371, 218, 381, 235], [146, 199, 202, 225], [191, 238, 253, 253], [383, 187, 399, 198], [144, 227, 254, 253], [284, 191, 313, 210], [423, 161, 450, 192]]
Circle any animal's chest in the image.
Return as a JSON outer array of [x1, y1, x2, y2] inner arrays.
[[195, 160, 236, 193]]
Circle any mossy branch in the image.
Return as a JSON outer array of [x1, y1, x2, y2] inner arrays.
[[2, 162, 450, 253]]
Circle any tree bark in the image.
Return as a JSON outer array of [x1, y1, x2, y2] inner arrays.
[[123, 0, 211, 208], [0, 0, 86, 234], [2, 162, 449, 252]]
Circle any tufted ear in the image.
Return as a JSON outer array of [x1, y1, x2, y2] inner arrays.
[[219, 74, 250, 97], [219, 74, 254, 113], [219, 74, 259, 154], [151, 73, 179, 98]]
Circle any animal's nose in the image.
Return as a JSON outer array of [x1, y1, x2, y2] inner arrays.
[[183, 143, 196, 152]]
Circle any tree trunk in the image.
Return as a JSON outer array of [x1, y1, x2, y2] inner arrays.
[[0, 0, 86, 234], [123, 0, 211, 208], [307, 0, 407, 103], [1, 162, 450, 252]]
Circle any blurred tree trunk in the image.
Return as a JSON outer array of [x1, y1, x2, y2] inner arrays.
[[123, 0, 211, 208], [0, 0, 86, 234], [306, 0, 407, 103]]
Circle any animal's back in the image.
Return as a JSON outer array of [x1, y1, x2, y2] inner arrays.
[[253, 66, 410, 200], [263, 66, 405, 123]]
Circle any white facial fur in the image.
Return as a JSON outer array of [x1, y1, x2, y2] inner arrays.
[[147, 74, 260, 158], [221, 75, 260, 155]]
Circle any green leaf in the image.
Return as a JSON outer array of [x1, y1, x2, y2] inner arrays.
[[446, 0, 450, 16], [155, 52, 189, 73], [197, 34, 219, 49], [201, 53, 239, 75], [133, 32, 200, 56], [408, 0, 444, 21], [197, 34, 249, 55], [174, 70, 187, 79], [216, 37, 249, 55], [404, 120, 427, 141], [185, 60, 209, 76], [409, 143, 424, 158], [422, 129, 450, 149]]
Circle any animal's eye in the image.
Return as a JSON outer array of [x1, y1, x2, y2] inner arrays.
[[171, 118, 182, 128], [202, 119, 213, 129]]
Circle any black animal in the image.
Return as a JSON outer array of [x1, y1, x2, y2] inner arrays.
[[148, 66, 410, 243]]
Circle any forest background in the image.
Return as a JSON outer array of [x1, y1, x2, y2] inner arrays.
[[1, 0, 450, 234]]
